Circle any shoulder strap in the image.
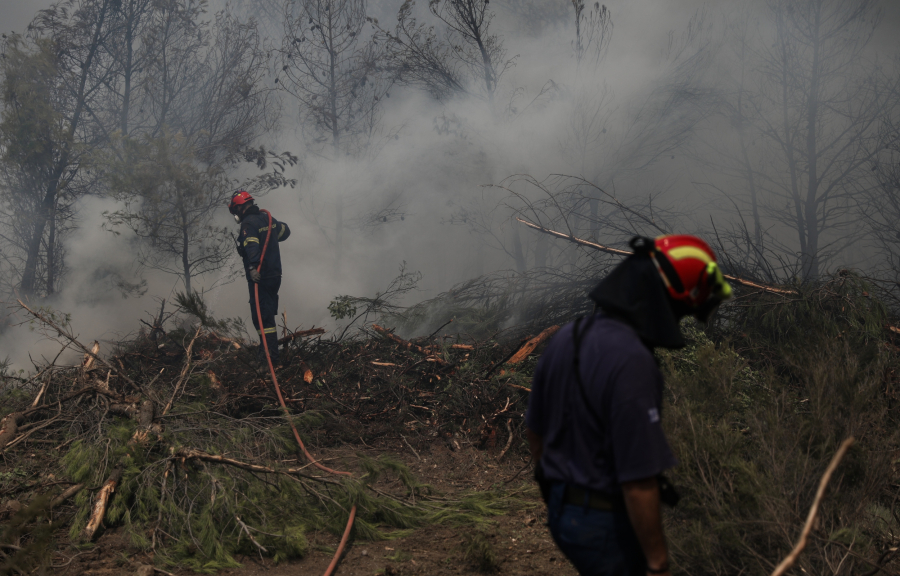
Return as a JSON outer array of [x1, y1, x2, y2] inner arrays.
[[572, 316, 604, 430]]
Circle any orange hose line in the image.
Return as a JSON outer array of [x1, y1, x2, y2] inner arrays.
[[253, 210, 356, 575], [325, 504, 357, 576]]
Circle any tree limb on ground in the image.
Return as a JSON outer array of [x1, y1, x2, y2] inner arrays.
[[506, 325, 559, 364], [277, 327, 326, 345], [17, 299, 141, 389], [372, 324, 448, 365]]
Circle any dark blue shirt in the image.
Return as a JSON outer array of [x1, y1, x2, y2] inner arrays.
[[526, 314, 677, 495]]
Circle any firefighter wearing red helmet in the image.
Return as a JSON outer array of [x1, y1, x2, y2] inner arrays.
[[229, 191, 291, 365], [526, 234, 731, 576]]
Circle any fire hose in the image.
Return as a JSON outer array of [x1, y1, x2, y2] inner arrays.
[[254, 209, 356, 576]]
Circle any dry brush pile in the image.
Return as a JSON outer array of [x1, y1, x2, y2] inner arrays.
[[0, 297, 551, 574], [4, 268, 900, 576]]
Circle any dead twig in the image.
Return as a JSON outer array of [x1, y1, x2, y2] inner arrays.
[[277, 327, 326, 345], [16, 299, 140, 389], [497, 419, 515, 461], [769, 437, 855, 576], [235, 515, 269, 554], [401, 435, 421, 461], [162, 326, 203, 416]]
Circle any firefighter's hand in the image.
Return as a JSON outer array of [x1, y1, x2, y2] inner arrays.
[[249, 269, 261, 283]]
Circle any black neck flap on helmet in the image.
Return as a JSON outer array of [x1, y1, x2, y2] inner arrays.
[[587, 236, 686, 350]]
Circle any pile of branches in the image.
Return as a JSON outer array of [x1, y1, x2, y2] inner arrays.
[[0, 299, 552, 574]]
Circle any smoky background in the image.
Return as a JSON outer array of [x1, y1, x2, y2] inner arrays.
[[1, 0, 899, 371]]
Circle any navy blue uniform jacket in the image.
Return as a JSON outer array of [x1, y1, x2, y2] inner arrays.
[[239, 209, 291, 279]]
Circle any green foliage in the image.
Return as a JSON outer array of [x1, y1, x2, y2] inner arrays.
[[0, 495, 58, 575], [730, 273, 888, 362], [328, 262, 422, 334], [62, 440, 102, 485], [662, 282, 900, 576], [0, 36, 62, 170], [460, 530, 499, 572], [328, 296, 358, 320], [99, 131, 236, 293]]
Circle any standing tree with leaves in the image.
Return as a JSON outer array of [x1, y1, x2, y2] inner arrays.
[[101, 4, 286, 293], [0, 0, 123, 297]]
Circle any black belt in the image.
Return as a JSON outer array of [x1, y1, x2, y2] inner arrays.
[[563, 485, 622, 511]]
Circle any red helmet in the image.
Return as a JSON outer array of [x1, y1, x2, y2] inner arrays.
[[228, 190, 254, 214], [649, 235, 732, 309]]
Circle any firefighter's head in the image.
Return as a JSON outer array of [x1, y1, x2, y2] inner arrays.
[[646, 234, 732, 323], [228, 190, 254, 223]]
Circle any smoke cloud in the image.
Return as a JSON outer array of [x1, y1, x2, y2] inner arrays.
[[2, 0, 899, 371]]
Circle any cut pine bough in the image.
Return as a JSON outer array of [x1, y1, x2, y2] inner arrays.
[[1, 298, 532, 574]]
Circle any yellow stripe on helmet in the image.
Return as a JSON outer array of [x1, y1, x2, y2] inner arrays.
[[666, 246, 713, 264]]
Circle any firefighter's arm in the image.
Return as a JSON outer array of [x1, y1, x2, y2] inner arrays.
[[622, 477, 670, 576], [241, 226, 262, 270], [276, 221, 291, 242]]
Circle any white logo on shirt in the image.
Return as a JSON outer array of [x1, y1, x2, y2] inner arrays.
[[648, 408, 660, 423]]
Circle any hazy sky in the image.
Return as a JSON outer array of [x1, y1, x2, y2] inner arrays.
[[0, 0, 53, 34]]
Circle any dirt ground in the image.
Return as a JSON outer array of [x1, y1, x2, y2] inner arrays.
[[51, 438, 580, 576]]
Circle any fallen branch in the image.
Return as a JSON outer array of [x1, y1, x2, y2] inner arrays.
[[235, 515, 268, 554], [502, 380, 531, 393], [175, 447, 334, 479], [50, 484, 85, 510], [80, 466, 124, 541], [17, 299, 141, 389], [30, 375, 51, 408], [372, 324, 448, 365], [2, 413, 63, 453], [277, 327, 326, 345], [497, 419, 514, 461], [401, 434, 421, 461], [81, 341, 100, 372], [0, 413, 25, 451], [769, 437, 855, 576], [483, 338, 530, 378], [506, 326, 559, 364], [516, 216, 797, 296], [208, 331, 242, 349], [162, 326, 203, 416]]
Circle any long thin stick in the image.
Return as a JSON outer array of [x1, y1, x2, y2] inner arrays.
[[515, 216, 797, 296], [162, 326, 203, 416], [769, 437, 855, 576], [401, 434, 421, 461], [498, 419, 514, 461], [16, 299, 140, 388]]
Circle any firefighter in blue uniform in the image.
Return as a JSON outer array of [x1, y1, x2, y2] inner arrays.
[[527, 235, 732, 576], [228, 191, 291, 365]]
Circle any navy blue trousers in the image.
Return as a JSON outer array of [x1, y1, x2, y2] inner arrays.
[[248, 276, 280, 363], [546, 482, 646, 576]]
